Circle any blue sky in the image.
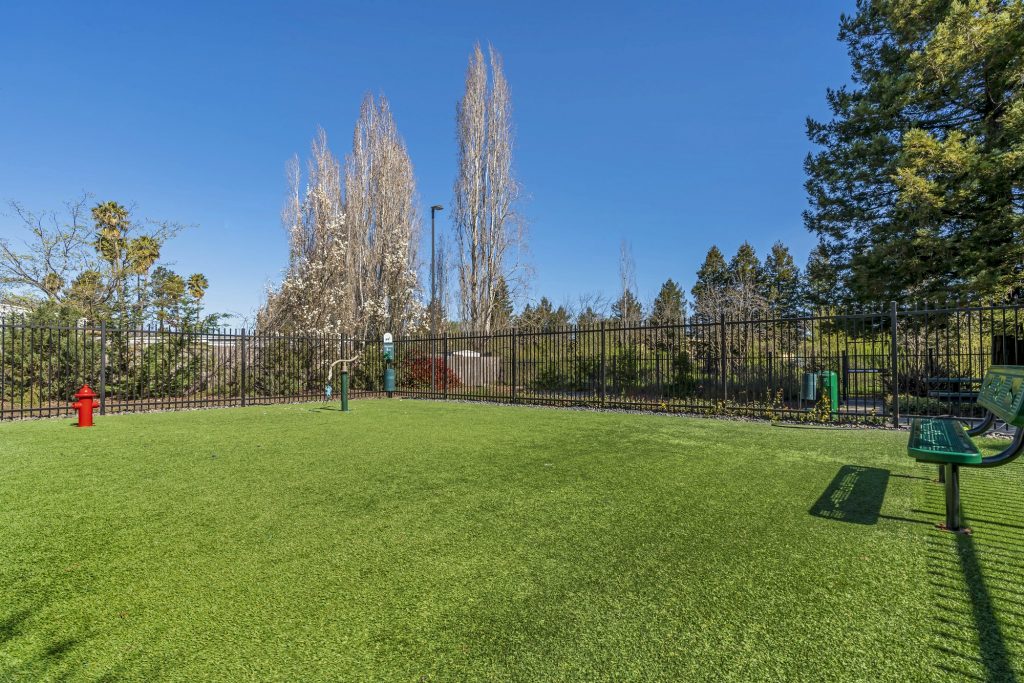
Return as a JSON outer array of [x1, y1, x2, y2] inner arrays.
[[0, 1, 854, 324]]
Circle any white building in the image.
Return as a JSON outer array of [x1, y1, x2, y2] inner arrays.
[[0, 302, 28, 318]]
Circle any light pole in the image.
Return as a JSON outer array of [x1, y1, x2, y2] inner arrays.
[[430, 205, 443, 394], [430, 205, 443, 333]]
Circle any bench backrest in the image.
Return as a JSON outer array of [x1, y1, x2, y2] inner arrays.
[[978, 366, 1024, 427]]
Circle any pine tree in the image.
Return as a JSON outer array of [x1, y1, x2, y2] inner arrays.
[[728, 242, 765, 319], [804, 242, 839, 312], [691, 246, 729, 321], [517, 297, 569, 330], [805, 1, 1024, 304], [491, 276, 513, 330], [576, 306, 603, 326], [762, 242, 802, 317], [611, 290, 643, 324], [649, 279, 686, 326], [648, 278, 686, 351]]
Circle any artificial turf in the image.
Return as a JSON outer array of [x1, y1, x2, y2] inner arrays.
[[1, 401, 1022, 682]]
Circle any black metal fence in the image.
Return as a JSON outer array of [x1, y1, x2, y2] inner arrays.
[[4, 303, 1024, 424], [0, 322, 379, 420]]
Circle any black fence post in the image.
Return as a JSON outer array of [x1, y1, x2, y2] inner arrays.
[[442, 332, 449, 401], [0, 317, 5, 420], [511, 328, 518, 404], [240, 328, 247, 407], [99, 321, 107, 415], [430, 332, 437, 396], [890, 301, 899, 428], [841, 349, 849, 402], [720, 313, 728, 401], [599, 322, 607, 407]]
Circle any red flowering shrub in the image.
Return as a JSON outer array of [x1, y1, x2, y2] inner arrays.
[[400, 352, 461, 390]]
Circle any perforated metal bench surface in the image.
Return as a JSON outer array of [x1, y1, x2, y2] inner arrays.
[[908, 366, 1024, 466], [908, 417, 982, 465]]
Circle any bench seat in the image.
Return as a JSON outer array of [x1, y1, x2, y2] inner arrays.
[[908, 417, 982, 465]]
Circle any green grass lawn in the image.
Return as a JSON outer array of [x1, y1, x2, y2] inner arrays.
[[2, 401, 1023, 682]]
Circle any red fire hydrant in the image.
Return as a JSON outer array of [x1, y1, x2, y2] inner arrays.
[[73, 385, 98, 427]]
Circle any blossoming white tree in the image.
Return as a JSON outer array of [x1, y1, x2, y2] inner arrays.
[[345, 94, 422, 339], [261, 96, 422, 338]]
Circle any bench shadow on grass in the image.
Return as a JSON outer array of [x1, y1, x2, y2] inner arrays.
[[923, 470, 1024, 682], [806, 462, 1024, 679], [812, 464, 1023, 680], [809, 464, 891, 524]]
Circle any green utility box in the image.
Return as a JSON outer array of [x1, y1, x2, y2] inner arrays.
[[384, 368, 396, 394]]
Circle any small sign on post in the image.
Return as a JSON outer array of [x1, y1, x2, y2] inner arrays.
[[383, 332, 395, 361]]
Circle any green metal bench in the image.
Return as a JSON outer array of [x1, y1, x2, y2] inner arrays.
[[908, 365, 1024, 532]]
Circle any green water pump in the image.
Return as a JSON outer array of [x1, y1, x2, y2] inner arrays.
[[327, 347, 361, 412]]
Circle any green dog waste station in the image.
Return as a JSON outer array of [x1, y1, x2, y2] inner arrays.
[[801, 370, 839, 418], [383, 332, 396, 397]]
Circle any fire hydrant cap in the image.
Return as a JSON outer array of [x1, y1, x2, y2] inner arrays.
[[74, 385, 98, 400]]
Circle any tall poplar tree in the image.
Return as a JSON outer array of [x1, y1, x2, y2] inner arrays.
[[453, 44, 527, 332]]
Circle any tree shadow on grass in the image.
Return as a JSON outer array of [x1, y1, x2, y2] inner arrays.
[[0, 601, 158, 681], [923, 468, 1024, 682], [809, 464, 890, 524], [0, 602, 89, 681], [0, 606, 34, 646]]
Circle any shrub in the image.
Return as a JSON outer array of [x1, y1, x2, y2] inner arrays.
[[400, 352, 460, 390], [610, 345, 648, 393], [667, 349, 696, 396], [531, 361, 569, 391]]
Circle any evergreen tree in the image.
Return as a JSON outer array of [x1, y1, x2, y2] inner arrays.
[[762, 241, 802, 316], [649, 279, 686, 326], [611, 290, 643, 324], [491, 276, 513, 330], [576, 306, 603, 327], [691, 246, 730, 321], [551, 303, 571, 329], [151, 266, 185, 330], [728, 242, 766, 318], [648, 278, 686, 351], [517, 297, 569, 330], [517, 302, 534, 327], [728, 242, 762, 286], [804, 242, 840, 312], [805, 1, 1024, 304]]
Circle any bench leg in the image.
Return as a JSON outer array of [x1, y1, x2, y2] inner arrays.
[[940, 464, 969, 533]]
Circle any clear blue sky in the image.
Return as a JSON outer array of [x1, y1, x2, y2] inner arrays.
[[0, 1, 854, 324]]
